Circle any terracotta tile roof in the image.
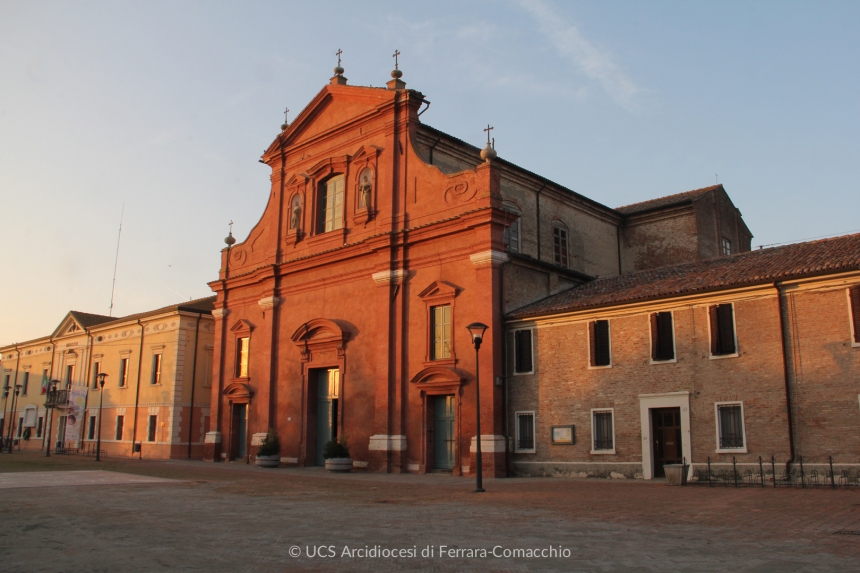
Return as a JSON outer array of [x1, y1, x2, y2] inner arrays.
[[615, 184, 721, 216], [509, 233, 860, 319], [102, 296, 216, 326]]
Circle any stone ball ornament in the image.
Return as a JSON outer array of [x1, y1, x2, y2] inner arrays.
[[480, 143, 498, 162]]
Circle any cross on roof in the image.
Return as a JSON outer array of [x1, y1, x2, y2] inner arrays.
[[284, 107, 289, 123], [484, 124, 494, 145], [393, 49, 400, 70], [228, 220, 234, 234], [336, 48, 342, 67]]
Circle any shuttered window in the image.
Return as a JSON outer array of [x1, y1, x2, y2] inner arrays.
[[709, 304, 736, 356], [516, 412, 535, 452], [590, 320, 611, 367], [850, 286, 860, 344], [514, 329, 533, 373], [431, 305, 452, 360], [650, 312, 675, 361]]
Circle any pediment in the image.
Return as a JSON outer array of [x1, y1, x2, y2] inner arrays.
[[351, 145, 383, 162], [290, 318, 348, 345], [230, 319, 255, 334], [223, 382, 253, 400], [409, 366, 465, 393], [417, 280, 459, 299]]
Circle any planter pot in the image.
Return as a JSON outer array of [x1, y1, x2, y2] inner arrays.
[[325, 457, 353, 472], [664, 464, 688, 486], [255, 454, 281, 468]]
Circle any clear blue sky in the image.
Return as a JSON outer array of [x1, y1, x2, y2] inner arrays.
[[1, 0, 858, 343]]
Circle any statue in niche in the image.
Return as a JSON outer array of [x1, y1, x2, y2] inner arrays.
[[358, 168, 372, 209], [290, 196, 302, 230]]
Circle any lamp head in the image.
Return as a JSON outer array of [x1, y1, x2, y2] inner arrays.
[[466, 322, 489, 350], [50, 380, 59, 392], [97, 372, 108, 389]]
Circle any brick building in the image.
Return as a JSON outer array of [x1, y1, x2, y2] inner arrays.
[[506, 233, 860, 479], [204, 64, 753, 477], [0, 298, 214, 459]]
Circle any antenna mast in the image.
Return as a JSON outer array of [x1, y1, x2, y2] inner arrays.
[[109, 203, 125, 317]]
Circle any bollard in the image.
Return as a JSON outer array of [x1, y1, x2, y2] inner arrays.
[[759, 456, 765, 489]]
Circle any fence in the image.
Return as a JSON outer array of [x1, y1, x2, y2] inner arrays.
[[690, 456, 860, 488]]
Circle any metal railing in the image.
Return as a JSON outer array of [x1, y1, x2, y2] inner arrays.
[[691, 456, 860, 488]]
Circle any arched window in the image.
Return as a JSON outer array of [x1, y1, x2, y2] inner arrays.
[[318, 175, 344, 233], [502, 202, 522, 253], [552, 222, 569, 268]]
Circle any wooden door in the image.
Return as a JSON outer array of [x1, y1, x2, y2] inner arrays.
[[315, 369, 338, 465], [651, 408, 682, 477], [231, 404, 247, 460], [433, 396, 456, 471]]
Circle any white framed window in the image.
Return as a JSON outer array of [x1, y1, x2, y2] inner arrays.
[[649, 311, 676, 363], [150, 353, 163, 385], [552, 224, 569, 268], [431, 305, 452, 360], [513, 328, 534, 375], [589, 320, 611, 368], [721, 237, 732, 256], [715, 402, 747, 453], [118, 357, 129, 387], [590, 408, 615, 454], [515, 411, 535, 453], [709, 303, 738, 358], [848, 286, 860, 347], [23, 406, 37, 427]]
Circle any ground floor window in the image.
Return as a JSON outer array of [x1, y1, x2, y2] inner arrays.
[[87, 415, 96, 440], [515, 411, 535, 453], [591, 409, 615, 453], [147, 415, 157, 442], [36, 417, 43, 438], [115, 415, 124, 441], [716, 403, 745, 451]]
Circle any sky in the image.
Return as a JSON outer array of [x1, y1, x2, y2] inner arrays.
[[1, 0, 858, 344]]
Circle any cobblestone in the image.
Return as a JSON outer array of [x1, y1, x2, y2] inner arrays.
[[0, 452, 858, 572]]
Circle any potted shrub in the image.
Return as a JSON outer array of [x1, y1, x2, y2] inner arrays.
[[254, 429, 281, 468], [323, 435, 353, 472]]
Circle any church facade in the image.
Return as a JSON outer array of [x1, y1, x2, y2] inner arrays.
[[203, 65, 753, 477]]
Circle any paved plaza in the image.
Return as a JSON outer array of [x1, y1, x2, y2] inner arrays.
[[1, 453, 859, 572]]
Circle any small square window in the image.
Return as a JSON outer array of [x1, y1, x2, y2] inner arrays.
[[515, 411, 535, 452], [591, 409, 615, 453], [716, 403, 746, 451]]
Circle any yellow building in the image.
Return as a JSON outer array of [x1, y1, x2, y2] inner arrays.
[[0, 297, 215, 459]]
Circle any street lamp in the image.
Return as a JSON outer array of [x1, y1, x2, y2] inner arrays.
[[44, 380, 59, 457], [1, 384, 9, 452], [7, 384, 22, 453], [95, 373, 108, 461], [466, 321, 489, 493]]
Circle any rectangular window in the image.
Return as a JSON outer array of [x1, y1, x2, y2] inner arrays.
[[716, 403, 745, 450], [87, 415, 96, 440], [148, 415, 157, 442], [504, 218, 521, 253], [115, 415, 124, 441], [709, 304, 737, 356], [590, 320, 611, 367], [553, 226, 569, 268], [431, 305, 452, 360], [236, 337, 250, 378], [92, 362, 101, 389], [118, 358, 129, 387], [151, 353, 162, 385], [721, 237, 732, 256], [849, 286, 860, 345], [65, 364, 74, 384], [650, 312, 675, 362], [21, 372, 29, 395], [515, 411, 535, 452], [319, 175, 345, 233], [36, 417, 43, 438], [514, 329, 533, 374], [17, 417, 24, 437], [591, 410, 615, 453]]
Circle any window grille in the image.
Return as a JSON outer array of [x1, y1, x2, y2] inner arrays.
[[516, 412, 535, 451], [718, 404, 744, 449], [592, 411, 614, 451]]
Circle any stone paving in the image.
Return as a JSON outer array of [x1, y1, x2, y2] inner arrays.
[[0, 452, 859, 572]]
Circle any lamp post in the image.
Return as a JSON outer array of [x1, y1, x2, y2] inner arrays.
[[466, 322, 489, 493], [6, 384, 22, 453], [44, 380, 59, 457], [1, 384, 9, 452], [95, 373, 108, 461]]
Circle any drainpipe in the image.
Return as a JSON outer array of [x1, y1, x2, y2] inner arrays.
[[187, 313, 202, 458], [131, 319, 145, 455], [535, 184, 544, 262], [775, 282, 795, 473], [427, 137, 442, 166], [81, 330, 94, 450], [499, 260, 510, 477]]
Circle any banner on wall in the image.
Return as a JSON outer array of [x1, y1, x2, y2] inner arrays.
[[63, 387, 87, 445]]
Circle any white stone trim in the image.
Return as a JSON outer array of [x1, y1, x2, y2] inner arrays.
[[258, 296, 281, 312], [368, 434, 407, 451], [638, 391, 692, 480], [371, 270, 407, 285], [211, 308, 229, 319], [469, 250, 509, 267], [281, 456, 298, 463], [590, 408, 616, 455], [714, 401, 748, 454], [250, 432, 268, 446], [204, 431, 222, 444], [469, 434, 507, 453]]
